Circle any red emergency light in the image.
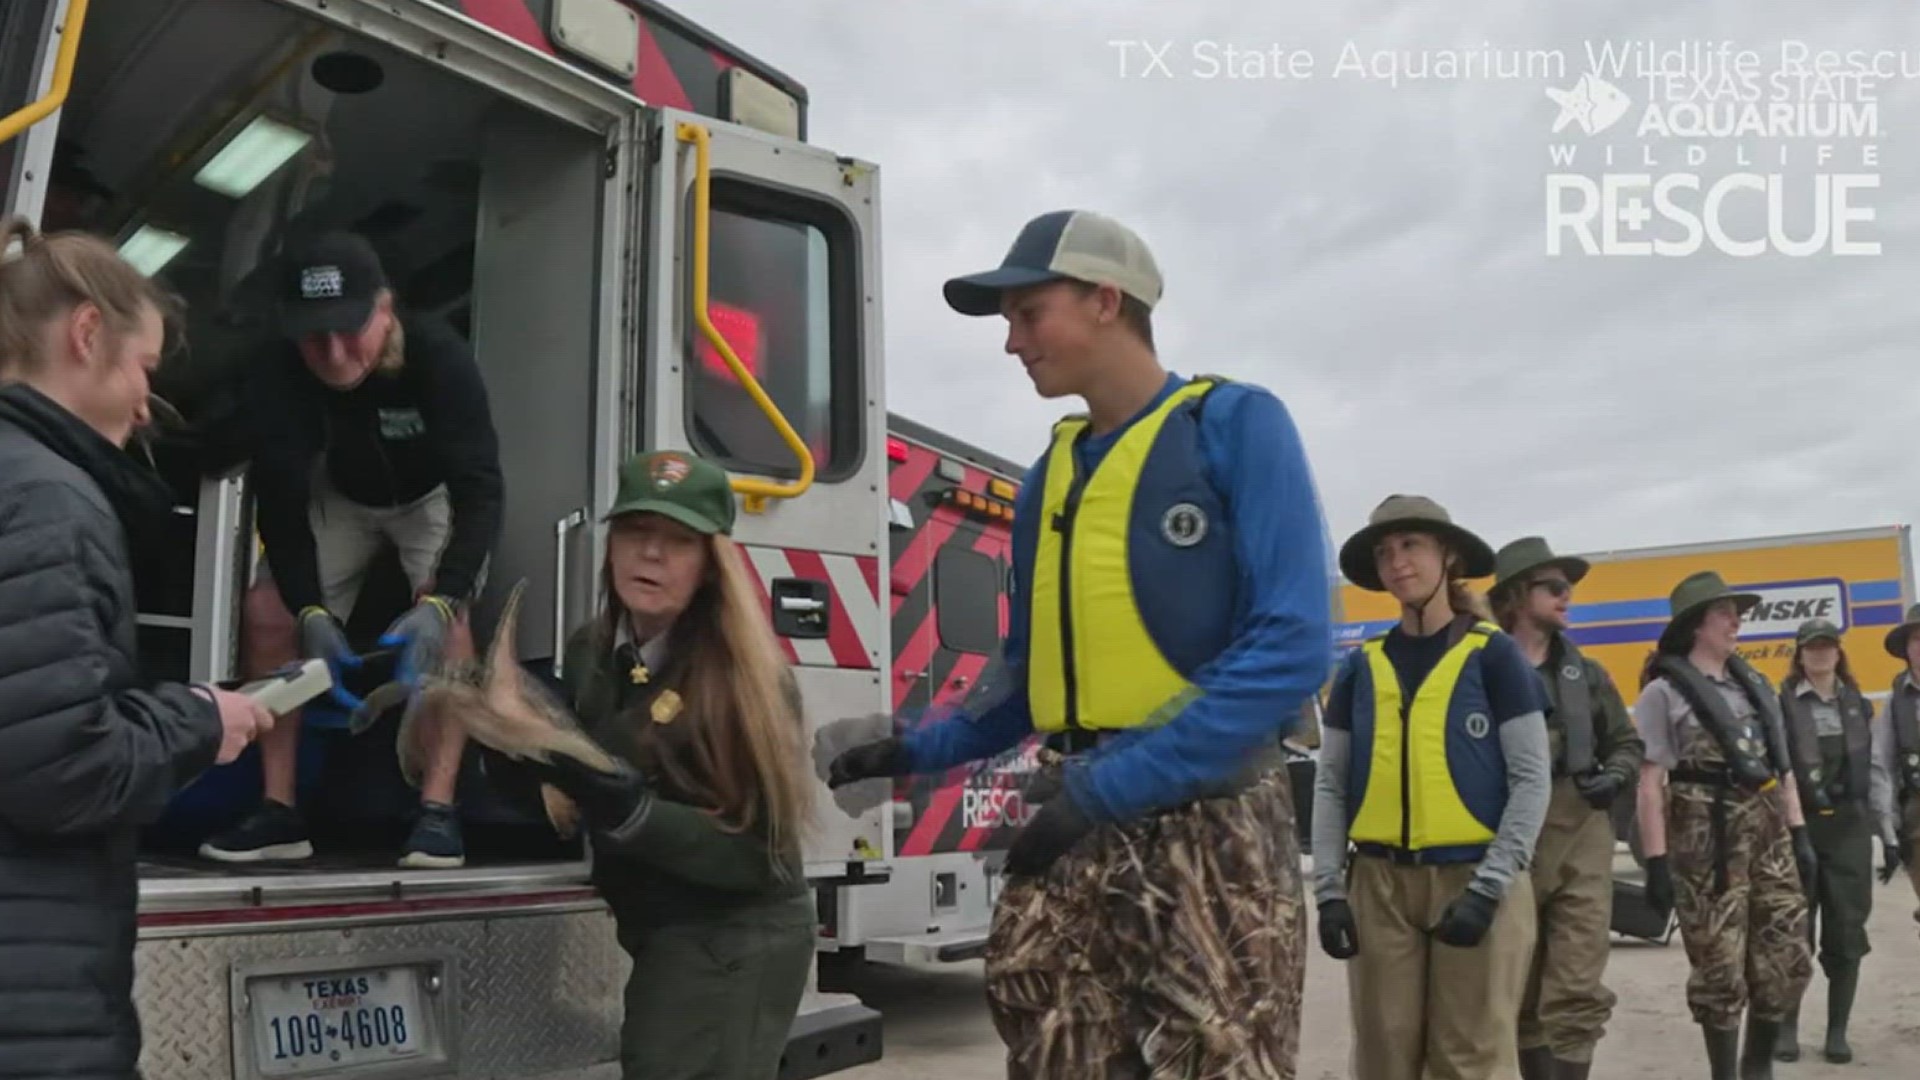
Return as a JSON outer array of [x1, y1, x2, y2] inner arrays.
[[697, 302, 763, 382], [886, 436, 909, 462]]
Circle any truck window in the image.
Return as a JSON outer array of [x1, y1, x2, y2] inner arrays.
[[685, 177, 862, 482], [934, 545, 1000, 656]]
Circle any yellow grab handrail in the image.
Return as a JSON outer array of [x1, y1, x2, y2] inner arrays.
[[0, 0, 90, 148], [676, 120, 815, 513]]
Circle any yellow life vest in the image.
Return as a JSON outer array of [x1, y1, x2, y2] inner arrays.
[[1028, 378, 1232, 733], [1347, 620, 1505, 854]]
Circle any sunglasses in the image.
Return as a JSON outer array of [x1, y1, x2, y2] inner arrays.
[[1531, 579, 1574, 599]]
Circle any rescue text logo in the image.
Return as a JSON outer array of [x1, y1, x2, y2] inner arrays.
[[1545, 41, 1898, 258]]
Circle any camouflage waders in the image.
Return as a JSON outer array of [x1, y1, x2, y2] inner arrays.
[[1666, 719, 1812, 1029], [984, 767, 1304, 1078], [1517, 777, 1618, 1064]]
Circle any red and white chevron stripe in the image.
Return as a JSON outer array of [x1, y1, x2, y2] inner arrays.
[[740, 546, 882, 669]]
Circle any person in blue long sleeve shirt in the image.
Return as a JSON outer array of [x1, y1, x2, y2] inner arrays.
[[827, 209, 1333, 1077]]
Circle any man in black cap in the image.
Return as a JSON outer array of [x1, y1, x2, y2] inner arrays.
[[201, 231, 503, 869]]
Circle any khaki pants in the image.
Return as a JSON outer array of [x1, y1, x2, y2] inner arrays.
[[984, 769, 1304, 1078], [1517, 779, 1617, 1063], [1347, 855, 1538, 1080], [256, 468, 458, 620]]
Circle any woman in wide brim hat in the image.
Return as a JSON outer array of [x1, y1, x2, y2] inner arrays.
[[1338, 493, 1497, 594], [1313, 494, 1551, 1078], [1631, 569, 1814, 1075], [1651, 571, 1762, 661], [1876, 604, 1920, 950]]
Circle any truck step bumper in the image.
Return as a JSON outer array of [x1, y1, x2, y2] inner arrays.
[[862, 926, 989, 964], [780, 996, 882, 1079]]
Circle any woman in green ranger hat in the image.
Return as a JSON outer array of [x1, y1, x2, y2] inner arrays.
[[1877, 604, 1920, 930], [1632, 571, 1814, 1080], [483, 448, 817, 1080], [1770, 617, 1893, 1064]]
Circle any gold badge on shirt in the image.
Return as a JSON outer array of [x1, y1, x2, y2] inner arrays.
[[629, 661, 651, 685], [651, 689, 683, 725]]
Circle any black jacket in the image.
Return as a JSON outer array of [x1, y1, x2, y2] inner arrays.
[[0, 383, 223, 1078], [244, 311, 503, 614]]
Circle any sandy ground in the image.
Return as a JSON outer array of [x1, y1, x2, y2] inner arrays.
[[838, 855, 1920, 1078]]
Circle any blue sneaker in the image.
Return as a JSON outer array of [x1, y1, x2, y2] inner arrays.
[[399, 801, 465, 868]]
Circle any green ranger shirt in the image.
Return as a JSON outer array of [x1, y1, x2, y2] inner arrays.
[[561, 619, 811, 926]]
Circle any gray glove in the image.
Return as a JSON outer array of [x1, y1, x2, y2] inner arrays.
[[380, 595, 455, 686], [299, 607, 364, 710]]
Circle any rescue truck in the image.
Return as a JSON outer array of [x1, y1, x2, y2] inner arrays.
[[813, 414, 1032, 969], [1, 0, 917, 1075]]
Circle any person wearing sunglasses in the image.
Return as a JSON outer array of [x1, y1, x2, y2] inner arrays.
[[1487, 538, 1643, 1080], [1312, 496, 1551, 1080], [1769, 618, 1891, 1064], [1632, 572, 1813, 1080]]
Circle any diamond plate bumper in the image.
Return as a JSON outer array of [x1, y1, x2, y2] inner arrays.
[[135, 907, 625, 1079]]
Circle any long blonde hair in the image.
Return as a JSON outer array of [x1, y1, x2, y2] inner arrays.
[[598, 533, 814, 862]]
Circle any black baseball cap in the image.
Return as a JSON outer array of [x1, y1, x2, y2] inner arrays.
[[279, 231, 388, 339]]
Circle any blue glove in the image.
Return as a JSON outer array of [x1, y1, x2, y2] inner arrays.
[[299, 607, 364, 710], [379, 595, 455, 686]]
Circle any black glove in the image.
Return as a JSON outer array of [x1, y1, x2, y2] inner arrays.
[[380, 595, 455, 685], [1880, 837, 1905, 885], [827, 738, 912, 788], [1644, 855, 1675, 912], [1318, 899, 1359, 960], [1003, 792, 1096, 878], [1572, 767, 1627, 810], [1433, 886, 1500, 948], [1791, 825, 1818, 891], [528, 752, 650, 831], [298, 606, 364, 709]]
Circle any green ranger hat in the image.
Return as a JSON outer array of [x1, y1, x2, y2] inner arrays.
[[604, 449, 736, 536], [1656, 570, 1760, 653], [1491, 536, 1590, 598], [1883, 603, 1920, 659], [1795, 618, 1843, 649], [1339, 494, 1495, 592]]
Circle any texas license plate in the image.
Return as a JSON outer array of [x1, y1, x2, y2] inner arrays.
[[246, 964, 426, 1075]]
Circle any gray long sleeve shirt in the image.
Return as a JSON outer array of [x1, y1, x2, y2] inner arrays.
[[1313, 715, 1551, 904], [1311, 622, 1552, 906]]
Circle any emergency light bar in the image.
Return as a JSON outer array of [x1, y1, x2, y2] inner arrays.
[[943, 486, 1015, 523]]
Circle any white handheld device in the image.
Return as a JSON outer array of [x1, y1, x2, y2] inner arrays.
[[234, 658, 334, 716]]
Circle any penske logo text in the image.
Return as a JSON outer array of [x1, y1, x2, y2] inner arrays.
[[1735, 578, 1847, 639]]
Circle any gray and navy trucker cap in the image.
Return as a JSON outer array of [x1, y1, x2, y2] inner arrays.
[[942, 209, 1163, 316]]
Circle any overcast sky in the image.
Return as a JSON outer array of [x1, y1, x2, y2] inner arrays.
[[688, 1, 1920, 570]]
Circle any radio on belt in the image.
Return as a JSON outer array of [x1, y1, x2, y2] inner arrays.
[[226, 658, 334, 716]]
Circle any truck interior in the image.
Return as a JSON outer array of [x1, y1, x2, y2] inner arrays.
[[41, 0, 617, 885]]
